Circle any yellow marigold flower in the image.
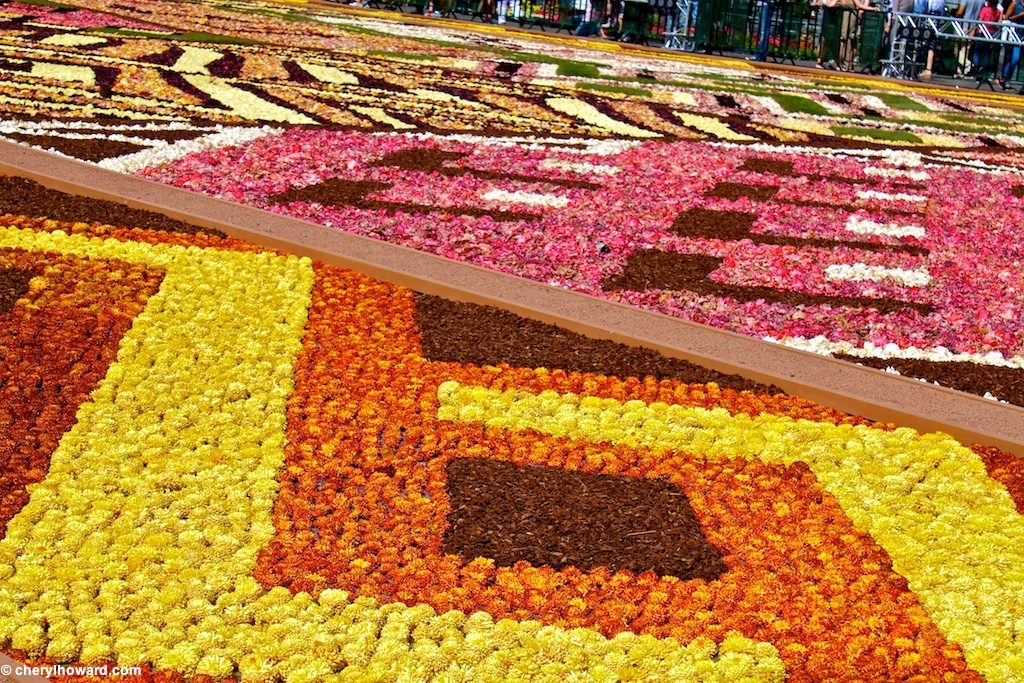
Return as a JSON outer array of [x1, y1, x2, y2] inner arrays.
[[79, 637, 113, 665], [195, 653, 235, 678], [158, 642, 201, 675], [11, 622, 45, 656]]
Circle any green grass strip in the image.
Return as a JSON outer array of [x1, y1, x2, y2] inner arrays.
[[832, 125, 922, 143], [367, 50, 439, 62], [12, 0, 77, 8], [555, 60, 602, 78], [578, 82, 652, 97], [93, 27, 257, 44], [772, 93, 831, 116], [213, 3, 312, 21], [875, 93, 930, 111]]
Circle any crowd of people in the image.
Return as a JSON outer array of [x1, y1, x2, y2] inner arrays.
[[344, 0, 1024, 86]]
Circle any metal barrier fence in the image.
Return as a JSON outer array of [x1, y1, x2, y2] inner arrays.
[[885, 12, 1024, 86], [688, 1, 885, 68], [357, 0, 677, 43], [350, 0, 1024, 87]]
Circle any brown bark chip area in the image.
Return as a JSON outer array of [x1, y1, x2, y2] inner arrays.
[[672, 208, 757, 241], [413, 293, 781, 394], [272, 176, 539, 222], [5, 133, 147, 162], [672, 208, 927, 255], [738, 157, 923, 191], [603, 249, 932, 315], [442, 458, 729, 579], [0, 268, 34, 314], [708, 181, 779, 202], [0, 176, 225, 236], [739, 158, 795, 175], [370, 148, 601, 190], [834, 355, 1024, 407]]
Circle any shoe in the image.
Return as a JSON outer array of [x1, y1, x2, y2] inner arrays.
[[431, 9, 441, 15], [497, 15, 506, 23]]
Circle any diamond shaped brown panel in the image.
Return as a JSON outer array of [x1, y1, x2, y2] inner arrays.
[[442, 457, 728, 580]]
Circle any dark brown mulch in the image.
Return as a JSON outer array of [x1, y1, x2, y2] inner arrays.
[[708, 181, 779, 202], [370, 148, 600, 190], [776, 198, 922, 216], [0, 176, 225, 236], [413, 293, 781, 394], [207, 52, 246, 79], [6, 134, 146, 162], [442, 457, 728, 579], [1012, 186, 1024, 198], [739, 158, 795, 175], [0, 267, 34, 314], [834, 354, 1024, 407], [271, 176, 538, 222], [738, 157, 924, 191], [714, 94, 740, 109], [672, 208, 757, 241], [494, 61, 522, 75], [603, 249, 932, 316], [671, 207, 927, 255]]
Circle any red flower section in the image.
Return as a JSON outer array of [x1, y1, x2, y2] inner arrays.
[[976, 444, 1024, 514], [0, 248, 162, 534]]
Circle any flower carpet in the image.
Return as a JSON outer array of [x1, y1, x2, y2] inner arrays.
[[4, 0, 1024, 402], [3, 3, 1024, 680], [0, 174, 1022, 683]]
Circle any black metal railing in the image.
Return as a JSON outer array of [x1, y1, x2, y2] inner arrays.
[[340, 0, 1024, 87]]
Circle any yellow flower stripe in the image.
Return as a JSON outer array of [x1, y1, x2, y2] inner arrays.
[[181, 74, 317, 124], [673, 112, 755, 141], [436, 381, 1024, 683], [546, 97, 660, 138], [0, 227, 785, 682]]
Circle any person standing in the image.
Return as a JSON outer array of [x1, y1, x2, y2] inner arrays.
[[754, 0, 781, 61], [956, 0, 987, 75], [917, 0, 947, 79], [973, 0, 1003, 82], [998, 0, 1024, 87], [816, 0, 881, 69]]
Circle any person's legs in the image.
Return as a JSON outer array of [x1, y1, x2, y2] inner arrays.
[[1006, 45, 1022, 83], [921, 44, 935, 78], [754, 2, 774, 61]]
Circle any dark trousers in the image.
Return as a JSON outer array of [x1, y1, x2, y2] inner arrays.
[[755, 3, 775, 60]]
